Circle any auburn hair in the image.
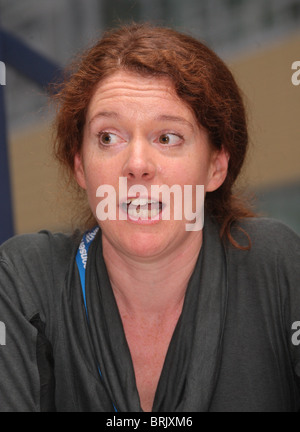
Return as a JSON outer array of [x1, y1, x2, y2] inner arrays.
[[52, 23, 255, 249]]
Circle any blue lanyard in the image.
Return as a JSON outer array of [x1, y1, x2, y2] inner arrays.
[[75, 226, 118, 412], [75, 226, 99, 317]]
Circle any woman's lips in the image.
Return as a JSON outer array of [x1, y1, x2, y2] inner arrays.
[[120, 197, 164, 221]]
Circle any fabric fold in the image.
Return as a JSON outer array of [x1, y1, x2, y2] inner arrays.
[[153, 215, 228, 411], [83, 215, 228, 412], [85, 231, 142, 412]]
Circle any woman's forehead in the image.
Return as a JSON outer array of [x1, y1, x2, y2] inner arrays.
[[91, 71, 176, 101], [86, 70, 195, 124]]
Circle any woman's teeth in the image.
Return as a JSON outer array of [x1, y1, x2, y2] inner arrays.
[[124, 198, 162, 219]]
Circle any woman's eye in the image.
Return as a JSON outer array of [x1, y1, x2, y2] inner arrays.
[[98, 132, 123, 146], [158, 133, 183, 145]]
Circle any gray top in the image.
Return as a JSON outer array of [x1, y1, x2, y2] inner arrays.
[[0, 216, 299, 412]]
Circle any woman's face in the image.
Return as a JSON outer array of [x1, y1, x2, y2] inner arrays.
[[74, 71, 228, 260]]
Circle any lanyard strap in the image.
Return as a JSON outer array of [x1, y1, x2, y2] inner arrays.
[[75, 226, 99, 317], [75, 226, 118, 412]]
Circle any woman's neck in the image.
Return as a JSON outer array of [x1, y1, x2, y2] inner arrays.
[[101, 231, 203, 320]]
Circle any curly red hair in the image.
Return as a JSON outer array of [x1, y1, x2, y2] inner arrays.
[[52, 23, 255, 249]]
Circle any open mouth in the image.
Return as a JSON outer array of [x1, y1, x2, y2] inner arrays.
[[121, 197, 163, 219]]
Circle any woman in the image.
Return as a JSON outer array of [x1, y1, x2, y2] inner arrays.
[[0, 23, 299, 412]]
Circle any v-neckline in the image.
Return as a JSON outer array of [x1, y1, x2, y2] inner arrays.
[[84, 215, 228, 412]]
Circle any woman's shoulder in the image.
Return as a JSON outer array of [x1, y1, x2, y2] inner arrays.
[[0, 229, 82, 296], [0, 229, 82, 267], [228, 216, 300, 270], [237, 216, 300, 249], [0, 229, 83, 319], [222, 217, 300, 310]]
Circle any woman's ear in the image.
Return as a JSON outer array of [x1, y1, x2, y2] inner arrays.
[[74, 152, 87, 190], [206, 147, 229, 193]]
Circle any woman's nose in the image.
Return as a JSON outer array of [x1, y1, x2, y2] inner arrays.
[[122, 138, 156, 181]]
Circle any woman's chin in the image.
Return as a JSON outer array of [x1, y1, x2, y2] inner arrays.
[[102, 227, 169, 261], [100, 219, 186, 261], [121, 233, 170, 260]]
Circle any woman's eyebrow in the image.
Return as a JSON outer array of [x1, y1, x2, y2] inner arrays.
[[155, 115, 195, 131], [89, 111, 119, 125], [88, 112, 195, 131]]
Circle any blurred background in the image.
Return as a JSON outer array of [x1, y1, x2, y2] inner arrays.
[[0, 0, 299, 242]]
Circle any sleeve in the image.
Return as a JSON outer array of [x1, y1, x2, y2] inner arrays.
[[0, 234, 57, 412], [0, 230, 78, 412], [0, 258, 41, 411], [277, 225, 300, 400]]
